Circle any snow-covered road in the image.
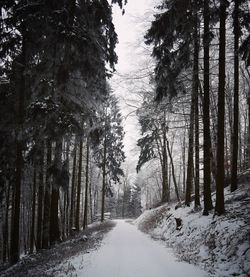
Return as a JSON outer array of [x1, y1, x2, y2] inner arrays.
[[67, 219, 206, 277]]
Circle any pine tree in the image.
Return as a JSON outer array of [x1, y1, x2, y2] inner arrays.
[[75, 136, 83, 231], [93, 92, 125, 222], [69, 139, 77, 233], [83, 136, 90, 229], [130, 185, 142, 218], [215, 0, 228, 216], [42, 139, 52, 249], [136, 101, 168, 202], [203, 0, 213, 215], [231, 0, 239, 192]]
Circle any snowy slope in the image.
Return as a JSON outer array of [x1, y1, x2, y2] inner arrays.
[[134, 184, 250, 277]]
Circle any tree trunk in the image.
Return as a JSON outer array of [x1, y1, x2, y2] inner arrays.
[[10, 32, 26, 265], [50, 140, 62, 244], [101, 135, 107, 222], [203, 0, 213, 215], [182, 134, 186, 194], [42, 139, 52, 249], [3, 182, 11, 262], [162, 113, 169, 203], [83, 137, 89, 229], [245, 68, 250, 168], [83, 138, 89, 229], [30, 165, 37, 254], [231, 0, 239, 192], [215, 0, 227, 215], [247, 96, 250, 168], [36, 143, 44, 250], [69, 139, 77, 234], [75, 137, 83, 231], [21, 196, 27, 255], [185, 73, 195, 206], [62, 141, 70, 239], [193, 1, 200, 208], [167, 141, 180, 202], [89, 179, 93, 223]]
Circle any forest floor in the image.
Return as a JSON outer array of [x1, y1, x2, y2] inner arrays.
[[0, 220, 116, 277], [135, 182, 250, 277]]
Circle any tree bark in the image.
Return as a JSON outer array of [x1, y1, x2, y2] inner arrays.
[[215, 0, 227, 215], [50, 139, 62, 244], [162, 113, 169, 203], [83, 137, 89, 229], [36, 143, 44, 250], [231, 0, 239, 192], [42, 139, 52, 248], [194, 0, 200, 208], [247, 96, 250, 167], [75, 137, 83, 231], [101, 134, 107, 222], [30, 165, 37, 254], [203, 0, 213, 215], [10, 31, 26, 265], [182, 134, 186, 194], [185, 75, 195, 206], [3, 182, 11, 262], [167, 141, 180, 202], [69, 140, 77, 234]]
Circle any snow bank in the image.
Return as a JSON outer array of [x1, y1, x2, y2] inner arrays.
[[135, 184, 250, 277]]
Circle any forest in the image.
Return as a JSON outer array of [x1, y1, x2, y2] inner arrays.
[[0, 0, 250, 276]]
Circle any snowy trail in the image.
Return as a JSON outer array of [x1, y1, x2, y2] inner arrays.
[[70, 219, 206, 277]]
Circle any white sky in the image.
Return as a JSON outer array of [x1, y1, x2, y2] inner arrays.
[[111, 0, 159, 182]]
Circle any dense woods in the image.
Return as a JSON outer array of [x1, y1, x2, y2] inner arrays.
[[0, 0, 128, 265], [136, 0, 250, 213], [0, 0, 250, 273]]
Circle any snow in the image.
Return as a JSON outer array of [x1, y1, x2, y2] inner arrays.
[[51, 220, 206, 277], [135, 184, 250, 277]]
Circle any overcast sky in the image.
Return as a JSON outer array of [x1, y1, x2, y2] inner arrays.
[[111, 0, 159, 182]]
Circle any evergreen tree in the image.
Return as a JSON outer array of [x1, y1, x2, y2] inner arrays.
[[136, 99, 170, 203], [203, 0, 213, 215], [145, 0, 204, 207], [93, 91, 125, 222], [130, 185, 142, 218], [215, 0, 229, 216]]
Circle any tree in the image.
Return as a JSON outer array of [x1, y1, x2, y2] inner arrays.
[[231, 0, 239, 192], [36, 143, 44, 250], [10, 26, 27, 266], [42, 139, 52, 249], [136, 99, 168, 202], [215, 0, 228, 216], [83, 136, 90, 229], [202, 0, 213, 215], [49, 140, 63, 244], [75, 136, 83, 232], [69, 139, 77, 233], [145, 0, 193, 101], [231, 0, 250, 190], [130, 185, 142, 218], [193, 0, 201, 209], [94, 92, 125, 222]]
